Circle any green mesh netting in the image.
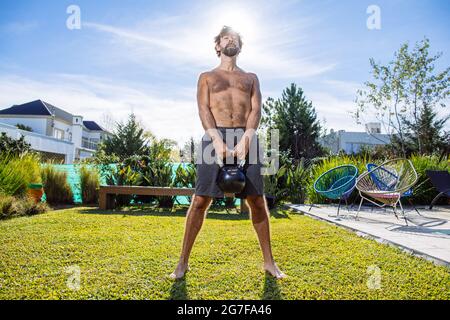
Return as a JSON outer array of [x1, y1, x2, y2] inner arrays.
[[39, 163, 240, 205]]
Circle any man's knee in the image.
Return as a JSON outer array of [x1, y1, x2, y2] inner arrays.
[[247, 196, 268, 223], [191, 195, 212, 212], [247, 196, 267, 212]]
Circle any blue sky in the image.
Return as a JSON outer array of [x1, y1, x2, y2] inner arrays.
[[0, 0, 449, 145]]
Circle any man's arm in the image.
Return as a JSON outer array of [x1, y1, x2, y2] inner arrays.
[[245, 73, 262, 134], [197, 72, 222, 141]]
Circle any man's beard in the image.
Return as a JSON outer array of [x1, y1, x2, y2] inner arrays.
[[222, 45, 239, 57]]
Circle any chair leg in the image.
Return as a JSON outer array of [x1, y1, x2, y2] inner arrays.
[[336, 198, 341, 218], [429, 192, 444, 210], [356, 197, 364, 220], [392, 206, 399, 220], [398, 200, 408, 226], [407, 198, 422, 216]]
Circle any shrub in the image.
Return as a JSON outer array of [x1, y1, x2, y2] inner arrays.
[[78, 165, 100, 204], [81, 149, 120, 186], [146, 161, 174, 208], [41, 164, 74, 205], [0, 152, 42, 197], [173, 163, 196, 204], [279, 158, 312, 204], [16, 124, 33, 132], [0, 193, 49, 220]]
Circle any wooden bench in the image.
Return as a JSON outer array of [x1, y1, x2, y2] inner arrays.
[[98, 185, 250, 213]]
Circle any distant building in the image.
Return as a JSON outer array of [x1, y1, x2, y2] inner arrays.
[[0, 100, 113, 163], [320, 123, 391, 154]]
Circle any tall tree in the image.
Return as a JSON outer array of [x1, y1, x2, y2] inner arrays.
[[100, 113, 150, 161], [355, 37, 450, 156], [262, 83, 324, 160], [402, 103, 449, 155]]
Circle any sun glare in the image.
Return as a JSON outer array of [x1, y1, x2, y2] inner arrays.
[[209, 5, 260, 43]]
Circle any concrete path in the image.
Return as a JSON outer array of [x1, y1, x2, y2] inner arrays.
[[286, 204, 450, 267]]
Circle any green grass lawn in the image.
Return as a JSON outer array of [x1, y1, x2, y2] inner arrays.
[[0, 205, 449, 300]]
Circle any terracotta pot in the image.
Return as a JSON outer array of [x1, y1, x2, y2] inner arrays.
[[27, 183, 44, 203]]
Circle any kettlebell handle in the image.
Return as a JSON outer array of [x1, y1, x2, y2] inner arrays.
[[216, 156, 246, 168]]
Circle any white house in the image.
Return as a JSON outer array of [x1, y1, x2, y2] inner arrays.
[[320, 122, 391, 154], [0, 100, 113, 163]]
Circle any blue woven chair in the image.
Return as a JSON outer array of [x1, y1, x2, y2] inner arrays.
[[309, 164, 358, 217], [367, 163, 421, 216]]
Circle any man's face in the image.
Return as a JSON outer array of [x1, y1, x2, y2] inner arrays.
[[218, 33, 240, 57]]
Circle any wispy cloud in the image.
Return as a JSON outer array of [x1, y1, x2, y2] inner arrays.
[[81, 1, 336, 78], [0, 74, 203, 145]]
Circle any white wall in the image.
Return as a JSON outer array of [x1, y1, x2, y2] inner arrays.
[[0, 122, 75, 163], [72, 116, 83, 149], [0, 117, 47, 135], [52, 119, 72, 141]]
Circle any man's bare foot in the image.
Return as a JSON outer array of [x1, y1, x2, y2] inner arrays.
[[264, 262, 286, 279], [170, 262, 190, 279]]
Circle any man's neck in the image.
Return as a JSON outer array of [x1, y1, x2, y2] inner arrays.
[[218, 57, 238, 72]]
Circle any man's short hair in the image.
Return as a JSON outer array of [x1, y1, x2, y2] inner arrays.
[[214, 25, 243, 57]]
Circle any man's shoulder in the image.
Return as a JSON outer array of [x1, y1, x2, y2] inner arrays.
[[201, 68, 222, 76], [236, 68, 258, 79], [246, 71, 258, 79]]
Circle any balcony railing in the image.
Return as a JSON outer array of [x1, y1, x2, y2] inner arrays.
[[82, 139, 98, 150]]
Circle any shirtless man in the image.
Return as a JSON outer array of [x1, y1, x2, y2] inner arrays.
[[171, 26, 285, 280]]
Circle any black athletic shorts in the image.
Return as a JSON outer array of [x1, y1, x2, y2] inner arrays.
[[194, 127, 265, 199]]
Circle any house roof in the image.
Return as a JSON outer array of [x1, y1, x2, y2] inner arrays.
[[0, 100, 51, 116], [0, 99, 73, 123], [42, 100, 74, 124], [0, 100, 111, 134], [83, 121, 104, 131]]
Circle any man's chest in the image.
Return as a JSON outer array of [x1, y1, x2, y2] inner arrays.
[[208, 73, 253, 95]]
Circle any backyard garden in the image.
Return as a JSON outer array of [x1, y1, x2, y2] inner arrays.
[[0, 132, 449, 299], [1, 37, 449, 300]]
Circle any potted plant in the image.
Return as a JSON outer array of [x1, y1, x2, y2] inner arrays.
[[27, 183, 44, 203]]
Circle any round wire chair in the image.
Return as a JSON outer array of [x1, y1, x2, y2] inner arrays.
[[366, 163, 421, 215], [356, 158, 418, 224], [311, 164, 358, 217]]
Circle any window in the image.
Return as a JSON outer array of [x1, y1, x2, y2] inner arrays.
[[53, 128, 64, 140]]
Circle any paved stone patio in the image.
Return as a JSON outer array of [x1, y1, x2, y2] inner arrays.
[[286, 204, 450, 267]]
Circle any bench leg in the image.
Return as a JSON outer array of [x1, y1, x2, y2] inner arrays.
[[106, 194, 115, 210], [99, 191, 107, 210]]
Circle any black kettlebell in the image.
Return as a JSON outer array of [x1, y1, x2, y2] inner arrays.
[[217, 157, 246, 193]]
